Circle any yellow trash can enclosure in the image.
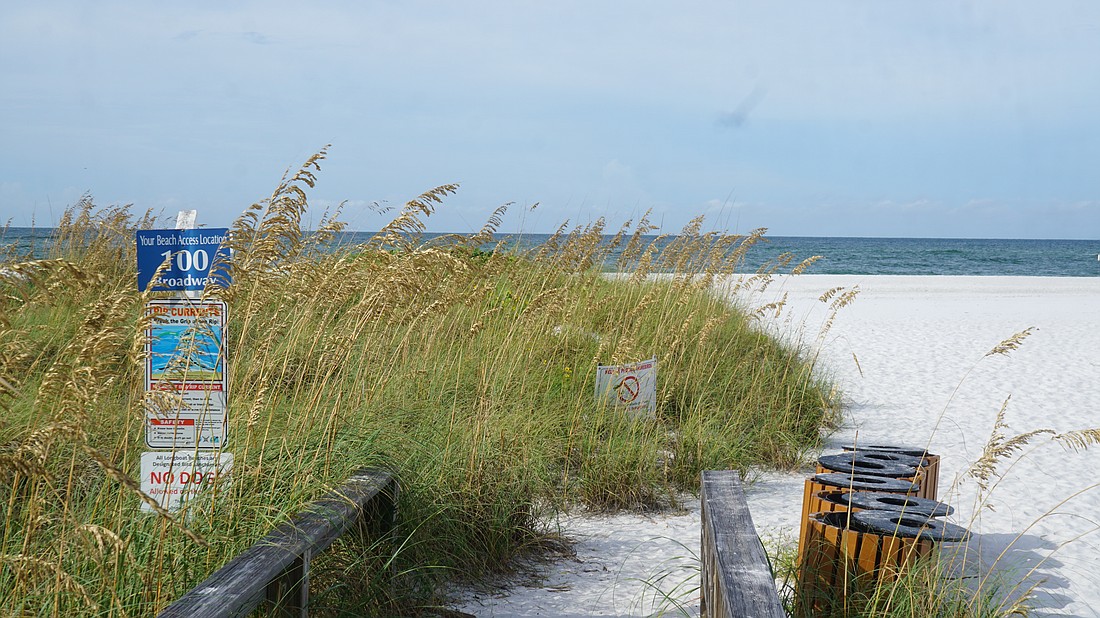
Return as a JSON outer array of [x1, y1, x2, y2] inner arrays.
[[797, 473, 920, 565], [795, 444, 961, 616], [797, 510, 968, 616], [819, 491, 953, 517]]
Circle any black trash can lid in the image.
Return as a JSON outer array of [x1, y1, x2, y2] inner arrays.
[[818, 453, 919, 478], [848, 450, 930, 469], [842, 443, 933, 458], [812, 510, 856, 529], [825, 491, 954, 517], [851, 510, 969, 542], [813, 472, 919, 494]]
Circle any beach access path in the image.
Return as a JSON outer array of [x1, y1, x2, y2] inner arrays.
[[449, 275, 1100, 618]]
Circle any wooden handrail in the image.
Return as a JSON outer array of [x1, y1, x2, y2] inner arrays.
[[700, 470, 786, 618], [158, 468, 398, 618]]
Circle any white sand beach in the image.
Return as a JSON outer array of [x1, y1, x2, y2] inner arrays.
[[451, 275, 1100, 617]]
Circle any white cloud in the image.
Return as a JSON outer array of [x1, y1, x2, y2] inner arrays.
[[2, 1, 1098, 237]]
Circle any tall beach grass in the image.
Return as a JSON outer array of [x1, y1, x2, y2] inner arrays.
[[0, 151, 839, 615]]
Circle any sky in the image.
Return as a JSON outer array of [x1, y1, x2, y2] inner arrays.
[[1, 1, 1098, 239]]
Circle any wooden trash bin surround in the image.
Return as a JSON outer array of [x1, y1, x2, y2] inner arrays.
[[796, 473, 920, 566], [814, 452, 928, 501], [815, 490, 954, 518], [796, 510, 968, 616]]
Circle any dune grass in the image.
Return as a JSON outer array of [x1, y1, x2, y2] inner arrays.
[[0, 151, 842, 615]]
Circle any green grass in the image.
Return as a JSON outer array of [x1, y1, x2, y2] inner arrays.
[[0, 151, 844, 615], [5, 151, 1072, 617]]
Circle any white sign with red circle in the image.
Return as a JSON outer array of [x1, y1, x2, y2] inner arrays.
[[595, 358, 656, 416]]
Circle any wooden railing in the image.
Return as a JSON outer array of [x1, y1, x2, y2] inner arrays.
[[700, 470, 786, 618], [158, 468, 398, 618], [162, 468, 776, 616]]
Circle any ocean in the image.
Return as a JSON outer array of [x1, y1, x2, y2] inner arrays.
[[3, 228, 1098, 277], [738, 236, 1100, 277]]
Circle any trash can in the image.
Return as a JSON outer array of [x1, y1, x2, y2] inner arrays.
[[816, 452, 921, 479], [806, 455, 924, 518], [819, 491, 953, 518], [796, 509, 968, 616], [843, 444, 941, 501], [843, 443, 928, 457], [797, 473, 920, 566], [850, 509, 968, 544], [816, 451, 926, 509], [804, 471, 921, 512]]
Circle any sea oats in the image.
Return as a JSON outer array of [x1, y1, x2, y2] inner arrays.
[[0, 151, 846, 615], [463, 202, 511, 248], [76, 523, 127, 557], [985, 327, 1036, 357], [628, 239, 665, 285], [752, 292, 788, 320], [81, 444, 207, 547], [1053, 428, 1100, 452], [1, 554, 99, 611], [792, 255, 823, 275], [246, 378, 269, 431], [371, 184, 460, 253], [968, 397, 1055, 494], [617, 210, 658, 270]]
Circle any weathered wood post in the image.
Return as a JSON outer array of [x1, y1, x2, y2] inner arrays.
[[700, 470, 786, 618]]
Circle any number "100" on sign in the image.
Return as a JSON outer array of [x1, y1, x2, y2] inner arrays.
[[161, 249, 211, 271]]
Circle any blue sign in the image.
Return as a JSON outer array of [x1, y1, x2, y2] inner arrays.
[[136, 229, 231, 292]]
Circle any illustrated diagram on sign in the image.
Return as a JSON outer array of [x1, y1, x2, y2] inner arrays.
[[595, 358, 657, 417], [144, 299, 228, 450], [149, 323, 223, 381]]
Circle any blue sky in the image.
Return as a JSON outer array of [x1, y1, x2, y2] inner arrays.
[[2, 1, 1098, 238]]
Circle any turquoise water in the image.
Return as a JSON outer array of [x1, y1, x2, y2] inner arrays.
[[740, 236, 1100, 277], [149, 325, 222, 378], [4, 229, 1098, 277]]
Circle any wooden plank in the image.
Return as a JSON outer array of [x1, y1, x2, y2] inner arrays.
[[700, 470, 786, 618], [264, 550, 309, 618], [158, 468, 396, 618]]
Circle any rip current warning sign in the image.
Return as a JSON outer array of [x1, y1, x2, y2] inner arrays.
[[144, 299, 228, 449], [595, 358, 657, 416]]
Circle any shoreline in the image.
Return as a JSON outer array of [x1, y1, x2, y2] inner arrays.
[[451, 274, 1100, 617]]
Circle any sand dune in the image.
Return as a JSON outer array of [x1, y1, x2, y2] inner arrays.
[[451, 275, 1100, 617]]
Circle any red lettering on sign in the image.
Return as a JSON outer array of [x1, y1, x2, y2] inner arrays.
[[151, 383, 224, 391]]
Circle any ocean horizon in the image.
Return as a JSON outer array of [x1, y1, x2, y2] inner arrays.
[[3, 228, 1098, 278]]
